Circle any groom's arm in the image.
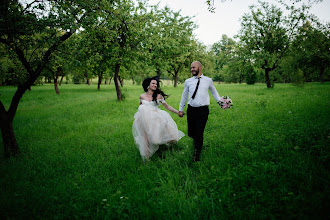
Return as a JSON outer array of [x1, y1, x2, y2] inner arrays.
[[179, 81, 189, 112], [209, 79, 221, 102]]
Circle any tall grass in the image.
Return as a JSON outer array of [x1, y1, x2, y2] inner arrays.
[[0, 82, 329, 219]]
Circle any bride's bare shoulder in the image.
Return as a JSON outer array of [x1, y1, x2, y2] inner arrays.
[[140, 93, 147, 100]]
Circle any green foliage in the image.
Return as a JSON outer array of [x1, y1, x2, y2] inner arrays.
[[208, 35, 238, 83], [288, 20, 330, 82], [0, 48, 26, 85], [1, 0, 327, 88], [142, 6, 197, 85], [206, 1, 328, 86], [211, 34, 236, 71], [236, 1, 310, 88], [1, 83, 329, 218], [245, 66, 257, 85]]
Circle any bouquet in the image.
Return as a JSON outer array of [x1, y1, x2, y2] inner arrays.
[[218, 96, 233, 109]]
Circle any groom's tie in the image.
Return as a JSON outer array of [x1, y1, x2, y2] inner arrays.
[[192, 77, 200, 99]]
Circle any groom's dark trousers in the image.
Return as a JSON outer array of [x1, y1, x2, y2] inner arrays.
[[187, 105, 209, 161]]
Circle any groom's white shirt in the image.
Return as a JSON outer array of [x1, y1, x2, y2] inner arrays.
[[179, 74, 221, 111]]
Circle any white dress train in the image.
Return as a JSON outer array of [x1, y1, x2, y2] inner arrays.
[[132, 99, 184, 160]]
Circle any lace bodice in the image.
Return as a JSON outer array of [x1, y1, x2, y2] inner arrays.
[[140, 99, 165, 107]]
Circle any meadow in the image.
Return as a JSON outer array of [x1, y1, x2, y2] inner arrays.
[[0, 82, 329, 219]]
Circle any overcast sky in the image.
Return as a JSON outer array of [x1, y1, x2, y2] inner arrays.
[[147, 0, 330, 46]]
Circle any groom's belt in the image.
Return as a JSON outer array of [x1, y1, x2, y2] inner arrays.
[[188, 104, 209, 109]]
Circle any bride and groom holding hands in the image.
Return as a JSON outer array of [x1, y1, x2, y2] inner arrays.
[[133, 61, 229, 162]]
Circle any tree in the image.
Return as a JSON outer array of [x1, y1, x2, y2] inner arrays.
[[142, 6, 197, 87], [77, 28, 114, 90], [0, 0, 108, 157], [210, 34, 236, 81], [101, 0, 149, 100], [237, 0, 310, 88], [289, 20, 330, 83], [143, 6, 175, 81], [161, 8, 197, 87], [60, 32, 95, 85], [44, 65, 63, 94]]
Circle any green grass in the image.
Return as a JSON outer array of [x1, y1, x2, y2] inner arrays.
[[0, 82, 329, 219]]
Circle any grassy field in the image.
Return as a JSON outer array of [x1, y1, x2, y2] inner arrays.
[[0, 82, 329, 219]]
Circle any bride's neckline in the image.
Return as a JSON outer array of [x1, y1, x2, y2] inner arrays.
[[141, 99, 163, 102]]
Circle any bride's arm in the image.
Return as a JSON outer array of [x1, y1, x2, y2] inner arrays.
[[157, 94, 179, 115], [161, 100, 180, 115], [162, 102, 180, 115]]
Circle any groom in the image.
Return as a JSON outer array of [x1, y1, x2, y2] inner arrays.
[[178, 61, 221, 162]]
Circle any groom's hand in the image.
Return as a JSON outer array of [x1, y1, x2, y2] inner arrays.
[[178, 111, 185, 117]]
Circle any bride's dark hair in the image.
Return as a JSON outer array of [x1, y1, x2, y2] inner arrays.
[[142, 76, 168, 103]]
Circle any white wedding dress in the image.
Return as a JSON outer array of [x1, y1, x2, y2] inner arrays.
[[133, 99, 184, 160]]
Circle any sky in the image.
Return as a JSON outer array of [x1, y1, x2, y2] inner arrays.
[[147, 0, 330, 46]]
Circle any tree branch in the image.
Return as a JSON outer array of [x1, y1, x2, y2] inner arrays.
[[21, 0, 43, 15], [7, 30, 74, 120]]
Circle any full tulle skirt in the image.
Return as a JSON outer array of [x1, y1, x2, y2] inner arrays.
[[133, 104, 184, 160]]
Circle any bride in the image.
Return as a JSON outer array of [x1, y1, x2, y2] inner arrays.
[[132, 76, 184, 161]]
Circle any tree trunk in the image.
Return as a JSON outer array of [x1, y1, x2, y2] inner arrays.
[[0, 85, 33, 157], [84, 70, 90, 85], [0, 109, 19, 158], [174, 71, 178, 87], [59, 75, 64, 86], [171, 64, 181, 87], [118, 76, 124, 87], [114, 63, 122, 101], [156, 68, 162, 81], [265, 68, 271, 88], [54, 68, 61, 94], [54, 78, 59, 94], [98, 72, 103, 90], [0, 29, 74, 157]]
